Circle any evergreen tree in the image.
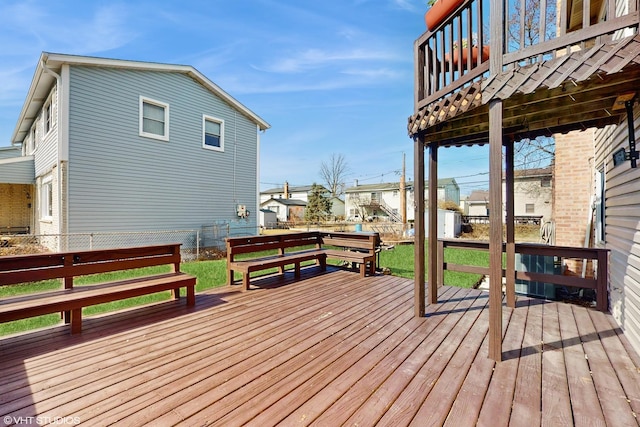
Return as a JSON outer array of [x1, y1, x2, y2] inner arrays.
[[305, 183, 333, 223]]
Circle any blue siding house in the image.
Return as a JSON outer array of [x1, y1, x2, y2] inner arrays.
[[5, 52, 269, 247]]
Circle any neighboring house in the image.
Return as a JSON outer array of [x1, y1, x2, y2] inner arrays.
[[260, 182, 344, 222], [259, 182, 329, 204], [0, 146, 34, 233], [344, 178, 460, 222], [327, 196, 345, 220], [510, 167, 553, 221], [465, 168, 553, 220], [466, 190, 489, 216], [260, 198, 306, 223], [1, 52, 269, 249]]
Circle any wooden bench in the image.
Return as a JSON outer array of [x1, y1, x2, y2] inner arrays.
[[320, 231, 379, 277], [226, 231, 380, 291], [226, 232, 327, 291], [0, 244, 196, 334]]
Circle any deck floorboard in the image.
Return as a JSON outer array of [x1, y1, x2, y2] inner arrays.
[[1, 267, 639, 426]]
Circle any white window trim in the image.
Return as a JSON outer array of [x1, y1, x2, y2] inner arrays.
[[202, 114, 224, 152], [139, 96, 170, 141], [40, 175, 53, 221]]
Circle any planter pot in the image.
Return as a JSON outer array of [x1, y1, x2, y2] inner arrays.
[[424, 0, 464, 30], [444, 45, 490, 71]]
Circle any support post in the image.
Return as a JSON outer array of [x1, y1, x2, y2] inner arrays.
[[489, 99, 504, 362], [488, 0, 504, 361], [414, 136, 426, 317], [505, 138, 516, 308], [428, 142, 439, 304]]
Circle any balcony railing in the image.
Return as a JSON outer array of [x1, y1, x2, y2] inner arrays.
[[415, 0, 640, 110], [437, 238, 609, 311]]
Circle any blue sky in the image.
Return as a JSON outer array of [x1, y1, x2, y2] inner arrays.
[[0, 0, 491, 195]]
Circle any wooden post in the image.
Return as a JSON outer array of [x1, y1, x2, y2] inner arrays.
[[597, 249, 608, 312], [505, 139, 516, 308], [414, 136, 426, 317], [488, 0, 504, 362], [437, 239, 444, 289], [63, 254, 73, 324], [489, 99, 504, 362], [428, 142, 439, 304]]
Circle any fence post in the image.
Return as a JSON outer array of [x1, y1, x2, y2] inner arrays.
[[196, 230, 200, 260]]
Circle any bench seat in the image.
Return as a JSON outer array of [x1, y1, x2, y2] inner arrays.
[[323, 249, 376, 277], [0, 272, 195, 334], [228, 249, 327, 291], [0, 244, 196, 334]]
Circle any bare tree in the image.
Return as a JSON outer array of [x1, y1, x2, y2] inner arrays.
[[507, 0, 557, 169], [507, 0, 557, 54], [515, 136, 555, 169], [320, 153, 349, 198]]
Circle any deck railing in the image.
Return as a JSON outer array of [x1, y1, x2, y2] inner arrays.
[[437, 238, 609, 311], [415, 0, 640, 109]]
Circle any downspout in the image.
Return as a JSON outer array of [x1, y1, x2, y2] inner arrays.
[[41, 58, 65, 246], [256, 123, 262, 234]]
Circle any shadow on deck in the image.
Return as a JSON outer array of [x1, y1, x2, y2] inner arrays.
[[1, 267, 639, 426]]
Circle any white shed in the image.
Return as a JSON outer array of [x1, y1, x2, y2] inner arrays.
[[259, 209, 278, 229]]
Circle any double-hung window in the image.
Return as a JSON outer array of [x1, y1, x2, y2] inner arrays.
[[44, 103, 52, 134], [140, 97, 169, 141], [41, 175, 53, 220], [203, 115, 224, 151]]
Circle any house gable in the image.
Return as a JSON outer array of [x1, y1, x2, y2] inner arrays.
[[9, 52, 270, 236]]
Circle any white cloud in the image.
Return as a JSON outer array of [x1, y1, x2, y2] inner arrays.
[[254, 48, 403, 74]]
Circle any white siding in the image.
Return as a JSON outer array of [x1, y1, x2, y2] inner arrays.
[[67, 66, 259, 233], [594, 112, 640, 353]]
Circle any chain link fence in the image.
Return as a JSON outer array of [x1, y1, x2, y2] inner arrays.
[[0, 222, 261, 260]]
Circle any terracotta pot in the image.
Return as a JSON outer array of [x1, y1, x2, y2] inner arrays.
[[424, 0, 464, 30], [444, 45, 490, 70]]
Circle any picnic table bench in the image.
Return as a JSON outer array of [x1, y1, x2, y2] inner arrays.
[[226, 231, 379, 291], [0, 243, 196, 334]]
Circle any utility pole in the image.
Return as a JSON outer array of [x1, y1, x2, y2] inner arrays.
[[400, 153, 407, 227]]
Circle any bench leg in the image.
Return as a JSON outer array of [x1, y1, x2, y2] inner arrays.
[[295, 263, 301, 279], [227, 268, 235, 286], [242, 273, 250, 291], [187, 285, 195, 306], [359, 262, 366, 278], [173, 288, 181, 299], [369, 260, 376, 276], [70, 308, 82, 334], [319, 256, 326, 272]]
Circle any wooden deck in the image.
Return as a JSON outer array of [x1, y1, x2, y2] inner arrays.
[[1, 267, 639, 426]]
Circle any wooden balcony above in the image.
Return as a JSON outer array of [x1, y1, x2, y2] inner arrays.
[[410, 0, 640, 146]]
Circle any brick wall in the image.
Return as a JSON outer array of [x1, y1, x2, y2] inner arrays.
[[0, 183, 34, 230], [553, 129, 594, 274]]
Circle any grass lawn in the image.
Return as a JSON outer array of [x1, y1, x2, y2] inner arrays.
[[378, 242, 488, 287], [0, 242, 488, 336]]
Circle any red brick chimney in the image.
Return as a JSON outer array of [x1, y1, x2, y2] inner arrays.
[[284, 181, 290, 199]]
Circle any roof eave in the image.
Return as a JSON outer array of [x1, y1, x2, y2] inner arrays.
[[11, 52, 270, 144]]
